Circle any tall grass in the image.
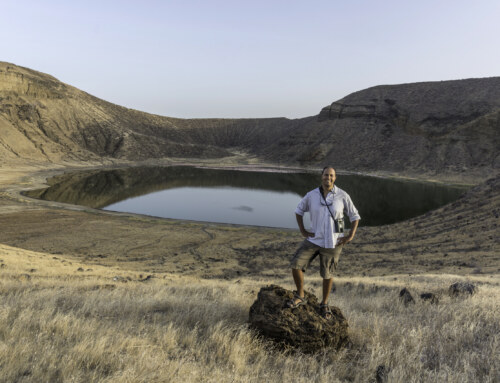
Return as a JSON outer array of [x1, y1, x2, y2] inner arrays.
[[0, 246, 499, 382]]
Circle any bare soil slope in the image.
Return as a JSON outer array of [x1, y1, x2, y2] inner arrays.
[[0, 62, 291, 165]]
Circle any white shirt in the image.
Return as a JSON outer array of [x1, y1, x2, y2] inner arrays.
[[295, 185, 361, 249]]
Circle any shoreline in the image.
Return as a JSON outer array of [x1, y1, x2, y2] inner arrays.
[[17, 161, 470, 231], [3, 157, 479, 192], [2, 159, 473, 226], [0, 158, 498, 278]]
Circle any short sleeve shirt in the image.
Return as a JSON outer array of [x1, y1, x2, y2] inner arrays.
[[295, 185, 360, 248]]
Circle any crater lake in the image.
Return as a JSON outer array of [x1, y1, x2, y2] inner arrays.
[[26, 166, 468, 229]]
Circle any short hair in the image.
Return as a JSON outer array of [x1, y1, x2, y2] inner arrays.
[[322, 166, 336, 175]]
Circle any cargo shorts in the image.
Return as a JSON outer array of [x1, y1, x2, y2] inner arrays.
[[290, 239, 343, 279]]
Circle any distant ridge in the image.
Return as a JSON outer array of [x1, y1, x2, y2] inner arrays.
[[1, 62, 498, 181]]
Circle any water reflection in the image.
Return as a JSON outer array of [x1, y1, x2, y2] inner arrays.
[[26, 166, 468, 227]]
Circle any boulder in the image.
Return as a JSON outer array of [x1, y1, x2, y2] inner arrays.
[[248, 285, 349, 352], [420, 292, 439, 304], [399, 288, 415, 306], [449, 282, 477, 297]]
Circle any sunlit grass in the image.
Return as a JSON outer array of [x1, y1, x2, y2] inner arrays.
[[0, 244, 499, 382]]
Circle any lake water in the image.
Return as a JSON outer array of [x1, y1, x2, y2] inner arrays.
[[27, 166, 468, 229]]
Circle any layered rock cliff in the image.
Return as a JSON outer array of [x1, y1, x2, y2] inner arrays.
[[306, 79, 500, 178]]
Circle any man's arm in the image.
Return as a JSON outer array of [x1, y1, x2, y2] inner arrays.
[[337, 219, 359, 246], [296, 214, 314, 238]]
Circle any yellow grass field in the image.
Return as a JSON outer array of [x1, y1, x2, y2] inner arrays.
[[1, 244, 498, 383]]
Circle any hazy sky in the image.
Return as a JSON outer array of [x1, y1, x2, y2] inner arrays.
[[1, 1, 499, 118]]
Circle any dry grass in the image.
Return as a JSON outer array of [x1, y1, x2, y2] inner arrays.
[[0, 244, 499, 382]]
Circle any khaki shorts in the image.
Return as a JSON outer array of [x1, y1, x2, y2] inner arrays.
[[290, 239, 343, 279]]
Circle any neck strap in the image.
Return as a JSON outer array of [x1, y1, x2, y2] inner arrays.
[[319, 185, 333, 195]]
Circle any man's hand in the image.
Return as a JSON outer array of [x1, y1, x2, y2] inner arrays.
[[337, 220, 359, 246], [296, 213, 314, 238], [336, 235, 353, 246], [301, 229, 315, 238]]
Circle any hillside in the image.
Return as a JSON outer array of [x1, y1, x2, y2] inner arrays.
[[311, 79, 500, 177], [0, 62, 231, 163], [0, 62, 295, 166], [260, 79, 500, 181], [1, 62, 499, 182]]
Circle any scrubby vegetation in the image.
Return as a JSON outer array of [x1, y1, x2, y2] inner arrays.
[[1, 245, 498, 382]]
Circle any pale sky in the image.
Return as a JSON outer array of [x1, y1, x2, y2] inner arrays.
[[1, 0, 499, 118]]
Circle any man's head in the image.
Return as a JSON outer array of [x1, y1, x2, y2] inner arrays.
[[321, 166, 336, 190]]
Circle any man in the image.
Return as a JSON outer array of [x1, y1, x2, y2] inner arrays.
[[287, 166, 360, 319]]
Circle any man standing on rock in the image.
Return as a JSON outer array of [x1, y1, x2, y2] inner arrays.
[[287, 166, 360, 319]]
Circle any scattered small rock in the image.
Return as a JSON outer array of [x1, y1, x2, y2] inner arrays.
[[420, 293, 439, 304], [399, 288, 415, 306], [343, 282, 353, 290], [76, 267, 84, 272], [19, 273, 31, 281], [370, 285, 382, 293], [449, 282, 477, 297], [249, 285, 349, 352], [375, 364, 389, 383]]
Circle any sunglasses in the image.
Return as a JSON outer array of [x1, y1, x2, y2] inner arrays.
[[320, 198, 332, 206]]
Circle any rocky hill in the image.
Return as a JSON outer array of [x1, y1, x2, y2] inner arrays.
[[260, 78, 500, 180], [311, 79, 500, 176], [1, 62, 499, 181]]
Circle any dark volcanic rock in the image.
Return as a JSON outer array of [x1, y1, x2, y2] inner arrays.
[[248, 285, 348, 352], [420, 292, 439, 304], [399, 288, 415, 306], [449, 282, 477, 297], [375, 364, 389, 383]]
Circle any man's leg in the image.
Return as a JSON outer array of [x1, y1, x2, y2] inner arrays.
[[290, 241, 317, 305], [320, 246, 342, 305], [322, 277, 334, 305], [292, 268, 305, 303]]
